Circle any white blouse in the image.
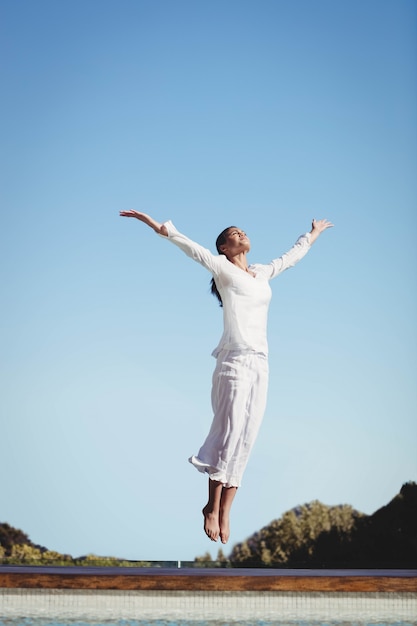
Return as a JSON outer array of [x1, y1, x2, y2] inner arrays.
[[162, 221, 311, 357]]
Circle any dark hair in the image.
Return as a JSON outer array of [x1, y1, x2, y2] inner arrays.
[[210, 226, 237, 307]]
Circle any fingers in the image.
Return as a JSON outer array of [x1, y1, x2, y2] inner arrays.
[[313, 218, 334, 231]]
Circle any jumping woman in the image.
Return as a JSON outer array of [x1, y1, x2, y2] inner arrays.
[[119, 210, 333, 544]]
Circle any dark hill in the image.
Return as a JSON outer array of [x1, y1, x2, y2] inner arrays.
[[229, 482, 417, 568], [311, 481, 417, 568], [0, 522, 47, 556]]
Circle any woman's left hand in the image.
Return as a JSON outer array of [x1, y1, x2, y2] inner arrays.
[[310, 218, 334, 243]]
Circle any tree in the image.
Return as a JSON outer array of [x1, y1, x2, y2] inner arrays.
[[0, 522, 34, 555], [229, 501, 362, 567]]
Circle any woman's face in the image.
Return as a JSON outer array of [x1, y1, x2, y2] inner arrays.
[[220, 227, 250, 257]]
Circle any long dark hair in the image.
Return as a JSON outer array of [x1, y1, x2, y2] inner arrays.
[[210, 226, 236, 307]]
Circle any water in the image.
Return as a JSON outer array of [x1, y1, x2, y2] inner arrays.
[[1, 587, 415, 625], [0, 617, 417, 626]]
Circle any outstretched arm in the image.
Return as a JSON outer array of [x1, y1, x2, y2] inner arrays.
[[309, 218, 334, 244], [267, 218, 333, 278], [119, 210, 168, 236]]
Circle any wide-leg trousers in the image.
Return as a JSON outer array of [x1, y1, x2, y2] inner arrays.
[[189, 350, 269, 488]]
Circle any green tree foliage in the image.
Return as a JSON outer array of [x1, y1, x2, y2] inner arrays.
[[318, 481, 417, 568], [216, 548, 230, 565], [76, 554, 150, 567], [193, 548, 230, 568], [0, 521, 152, 567], [193, 551, 213, 566], [227, 482, 417, 568], [8, 544, 43, 564], [0, 522, 45, 555], [229, 500, 361, 567]]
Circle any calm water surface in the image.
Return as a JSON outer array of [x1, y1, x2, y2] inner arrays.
[[0, 617, 417, 626]]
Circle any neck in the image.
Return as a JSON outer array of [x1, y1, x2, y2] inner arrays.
[[228, 252, 249, 271]]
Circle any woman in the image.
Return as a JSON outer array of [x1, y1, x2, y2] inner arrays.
[[119, 210, 333, 543]]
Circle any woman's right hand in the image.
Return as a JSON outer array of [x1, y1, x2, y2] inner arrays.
[[119, 210, 168, 236]]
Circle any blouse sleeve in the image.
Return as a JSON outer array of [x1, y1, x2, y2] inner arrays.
[[255, 233, 312, 280], [159, 220, 223, 275]]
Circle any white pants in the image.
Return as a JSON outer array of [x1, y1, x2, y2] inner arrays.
[[189, 350, 269, 487]]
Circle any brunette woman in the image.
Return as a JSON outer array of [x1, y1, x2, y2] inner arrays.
[[120, 210, 333, 543]]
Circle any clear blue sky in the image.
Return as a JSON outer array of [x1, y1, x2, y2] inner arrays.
[[1, 0, 416, 562]]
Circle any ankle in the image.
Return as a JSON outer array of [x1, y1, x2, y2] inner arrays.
[[203, 504, 219, 516]]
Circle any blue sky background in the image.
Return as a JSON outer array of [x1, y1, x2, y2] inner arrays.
[[1, 0, 416, 562]]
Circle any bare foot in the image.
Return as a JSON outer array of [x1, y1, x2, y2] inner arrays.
[[202, 505, 220, 542], [219, 508, 230, 544]]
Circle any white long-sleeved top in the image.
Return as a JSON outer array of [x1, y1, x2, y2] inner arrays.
[[162, 221, 311, 357]]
